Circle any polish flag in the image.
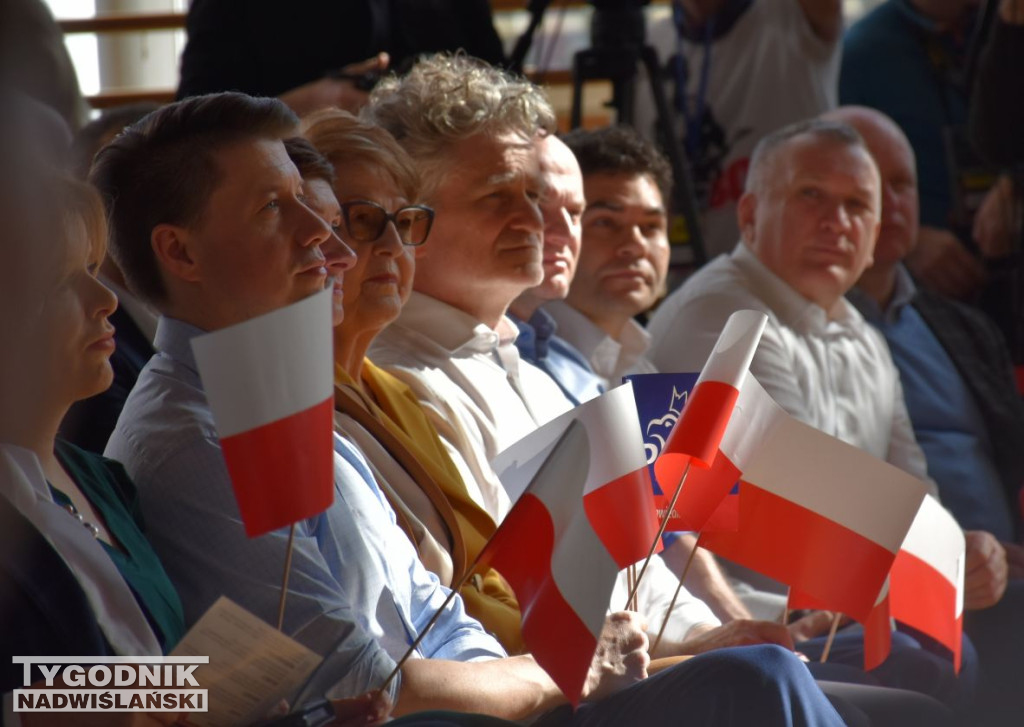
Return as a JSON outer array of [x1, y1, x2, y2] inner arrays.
[[658, 309, 767, 472], [492, 383, 660, 568], [788, 580, 893, 671], [191, 288, 335, 537], [701, 377, 930, 624], [482, 420, 619, 705], [629, 370, 775, 533], [870, 495, 965, 672]]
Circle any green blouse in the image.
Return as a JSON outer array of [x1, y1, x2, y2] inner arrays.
[[52, 439, 186, 653]]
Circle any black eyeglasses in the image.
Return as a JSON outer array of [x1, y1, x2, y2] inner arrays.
[[339, 200, 435, 247]]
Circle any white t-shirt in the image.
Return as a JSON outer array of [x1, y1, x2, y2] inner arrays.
[[635, 0, 841, 259]]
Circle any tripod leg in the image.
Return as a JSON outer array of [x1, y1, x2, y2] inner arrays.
[[640, 45, 707, 267]]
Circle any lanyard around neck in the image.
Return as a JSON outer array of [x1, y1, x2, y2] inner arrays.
[[670, 0, 715, 160]]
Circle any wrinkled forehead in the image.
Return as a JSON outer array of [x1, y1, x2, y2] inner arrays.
[[482, 134, 541, 181]]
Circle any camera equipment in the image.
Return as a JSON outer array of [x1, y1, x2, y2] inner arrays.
[[511, 0, 708, 266]]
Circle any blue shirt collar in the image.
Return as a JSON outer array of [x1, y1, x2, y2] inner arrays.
[[847, 264, 917, 326], [153, 316, 208, 374]]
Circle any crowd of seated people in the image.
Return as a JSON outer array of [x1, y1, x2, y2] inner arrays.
[[2, 1, 1023, 723]]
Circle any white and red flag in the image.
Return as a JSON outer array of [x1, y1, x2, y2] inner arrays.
[[492, 383, 660, 569], [865, 495, 966, 672], [482, 420, 618, 705], [630, 369, 776, 533], [788, 579, 893, 671], [657, 309, 767, 472], [191, 288, 335, 537], [701, 377, 930, 624]]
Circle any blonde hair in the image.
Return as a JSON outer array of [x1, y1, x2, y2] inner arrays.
[[300, 108, 421, 202], [57, 175, 108, 265], [363, 53, 556, 200]]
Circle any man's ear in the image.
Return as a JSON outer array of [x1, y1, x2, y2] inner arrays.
[[737, 192, 758, 245], [864, 217, 880, 269], [151, 224, 202, 284]]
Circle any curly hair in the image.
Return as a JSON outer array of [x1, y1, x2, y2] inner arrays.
[[362, 53, 556, 199]]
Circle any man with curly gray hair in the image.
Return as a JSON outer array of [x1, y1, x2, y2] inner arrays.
[[363, 54, 854, 726], [365, 54, 568, 520]]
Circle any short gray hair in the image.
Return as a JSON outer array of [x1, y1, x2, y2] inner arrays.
[[746, 119, 867, 195], [363, 53, 556, 200]]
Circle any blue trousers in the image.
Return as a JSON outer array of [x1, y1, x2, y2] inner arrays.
[[799, 627, 978, 721], [533, 644, 845, 726], [965, 579, 1024, 726]]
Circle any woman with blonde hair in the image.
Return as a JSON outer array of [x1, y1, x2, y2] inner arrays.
[[0, 174, 186, 724]]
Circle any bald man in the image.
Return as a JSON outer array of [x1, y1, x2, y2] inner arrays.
[[833, 105, 1024, 726], [508, 134, 603, 406]]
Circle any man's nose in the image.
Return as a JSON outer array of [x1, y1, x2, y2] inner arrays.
[[820, 199, 852, 233], [617, 224, 647, 258], [543, 206, 572, 242], [323, 230, 356, 272], [513, 193, 544, 235]]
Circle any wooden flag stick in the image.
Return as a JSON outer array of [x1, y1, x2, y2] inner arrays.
[[626, 460, 693, 609], [277, 523, 297, 631], [782, 587, 791, 628], [819, 612, 842, 663], [651, 533, 702, 655], [376, 541, 491, 697]]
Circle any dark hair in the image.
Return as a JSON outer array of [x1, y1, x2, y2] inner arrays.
[[561, 125, 673, 205], [283, 136, 335, 186], [69, 103, 160, 180], [89, 92, 298, 305], [746, 119, 866, 194]]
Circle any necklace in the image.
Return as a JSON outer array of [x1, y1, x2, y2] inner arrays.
[[49, 486, 101, 540], [61, 501, 101, 539]]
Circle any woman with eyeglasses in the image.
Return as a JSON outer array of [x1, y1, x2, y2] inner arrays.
[[302, 110, 525, 654]]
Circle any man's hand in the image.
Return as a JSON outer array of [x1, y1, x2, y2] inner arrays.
[[329, 690, 392, 726], [1003, 541, 1024, 581], [973, 175, 1017, 259], [965, 530, 1009, 610], [786, 610, 848, 643], [678, 619, 795, 656], [279, 53, 389, 116], [581, 611, 650, 702], [905, 226, 985, 299]]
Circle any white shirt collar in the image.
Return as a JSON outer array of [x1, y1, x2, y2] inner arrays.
[[393, 292, 519, 355], [731, 243, 864, 336], [543, 300, 654, 386]]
